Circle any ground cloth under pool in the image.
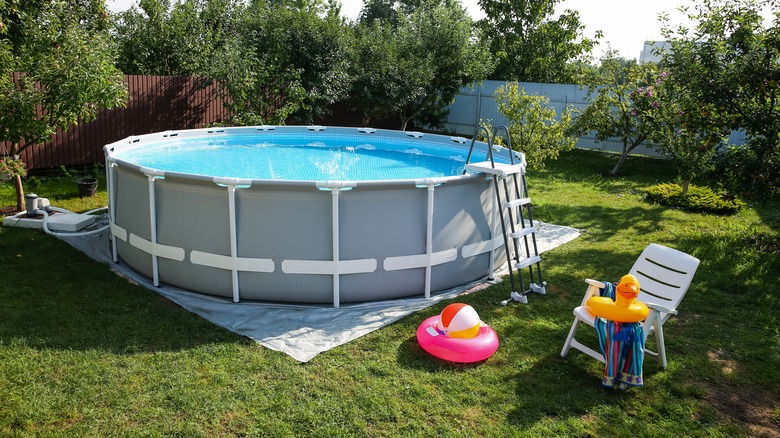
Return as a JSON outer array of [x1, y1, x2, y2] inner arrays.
[[58, 219, 579, 362]]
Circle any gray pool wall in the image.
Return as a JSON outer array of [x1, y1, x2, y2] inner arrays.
[[104, 126, 523, 306]]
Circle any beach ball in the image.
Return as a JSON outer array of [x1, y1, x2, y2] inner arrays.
[[438, 303, 481, 338]]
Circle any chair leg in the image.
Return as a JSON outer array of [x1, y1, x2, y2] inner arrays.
[[654, 319, 668, 369], [560, 317, 581, 358]]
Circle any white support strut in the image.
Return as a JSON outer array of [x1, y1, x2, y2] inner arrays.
[[106, 157, 119, 262], [330, 187, 341, 307], [227, 184, 240, 302], [383, 180, 457, 298], [145, 171, 160, 286], [424, 183, 435, 298]]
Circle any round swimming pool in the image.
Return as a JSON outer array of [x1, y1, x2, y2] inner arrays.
[[104, 126, 521, 306]]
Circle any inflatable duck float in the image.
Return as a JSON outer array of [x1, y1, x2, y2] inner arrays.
[[586, 274, 649, 323]]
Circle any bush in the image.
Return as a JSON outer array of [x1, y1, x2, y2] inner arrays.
[[644, 183, 744, 214], [709, 142, 780, 201]]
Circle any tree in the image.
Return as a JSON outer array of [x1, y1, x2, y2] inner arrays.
[[478, 0, 600, 83], [652, 72, 730, 194], [113, 0, 351, 125], [210, 37, 307, 125], [0, 0, 127, 211], [348, 20, 432, 126], [660, 0, 780, 199], [572, 55, 663, 175], [492, 83, 576, 168], [113, 0, 244, 76], [240, 0, 352, 124], [359, 0, 400, 25], [350, 1, 492, 130]]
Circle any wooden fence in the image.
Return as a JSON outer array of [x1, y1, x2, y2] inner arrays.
[[3, 75, 229, 171]]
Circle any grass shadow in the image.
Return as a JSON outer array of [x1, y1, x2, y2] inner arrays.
[[0, 227, 247, 354]]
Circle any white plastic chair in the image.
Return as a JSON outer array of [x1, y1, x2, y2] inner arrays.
[[560, 243, 700, 369]]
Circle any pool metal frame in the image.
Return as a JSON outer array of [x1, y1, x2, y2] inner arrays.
[[104, 126, 522, 307]]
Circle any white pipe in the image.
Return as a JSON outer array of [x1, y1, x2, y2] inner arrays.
[[227, 185, 240, 303], [83, 206, 108, 215], [7, 202, 110, 238], [46, 207, 110, 237], [48, 206, 74, 214], [27, 209, 112, 238]]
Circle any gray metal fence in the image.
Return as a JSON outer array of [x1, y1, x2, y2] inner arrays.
[[441, 80, 745, 157]]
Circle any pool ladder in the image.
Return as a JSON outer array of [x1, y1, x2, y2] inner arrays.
[[463, 126, 546, 305]]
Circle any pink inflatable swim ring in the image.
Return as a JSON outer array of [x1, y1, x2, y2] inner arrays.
[[416, 315, 499, 363]]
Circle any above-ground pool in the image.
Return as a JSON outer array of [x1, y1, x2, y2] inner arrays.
[[104, 126, 523, 306]]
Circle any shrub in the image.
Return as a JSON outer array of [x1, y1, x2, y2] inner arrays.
[[644, 183, 744, 214]]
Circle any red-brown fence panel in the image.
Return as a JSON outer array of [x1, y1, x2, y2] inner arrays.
[[2, 75, 229, 171]]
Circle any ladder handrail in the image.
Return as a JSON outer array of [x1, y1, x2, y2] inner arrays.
[[492, 125, 515, 165], [492, 125, 544, 290], [464, 126, 519, 296], [464, 125, 546, 304], [491, 125, 523, 287], [463, 126, 496, 174]]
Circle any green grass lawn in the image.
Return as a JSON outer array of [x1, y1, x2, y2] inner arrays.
[[1, 150, 778, 436]]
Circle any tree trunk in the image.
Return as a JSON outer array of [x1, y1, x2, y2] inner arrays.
[[610, 148, 630, 176], [13, 174, 24, 212], [609, 137, 644, 176], [681, 179, 691, 195], [399, 116, 410, 131]]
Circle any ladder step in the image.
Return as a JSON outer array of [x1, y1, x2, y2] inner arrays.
[[464, 161, 525, 177], [515, 255, 541, 270], [504, 197, 531, 209], [509, 226, 536, 239]]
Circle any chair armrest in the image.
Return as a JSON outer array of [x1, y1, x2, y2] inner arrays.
[[579, 279, 606, 307], [645, 301, 677, 315], [585, 278, 606, 288]]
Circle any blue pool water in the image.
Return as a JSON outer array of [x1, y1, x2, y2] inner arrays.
[[115, 134, 489, 181]]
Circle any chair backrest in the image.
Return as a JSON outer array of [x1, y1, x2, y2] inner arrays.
[[629, 243, 700, 324]]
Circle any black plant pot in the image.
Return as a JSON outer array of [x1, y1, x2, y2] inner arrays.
[[77, 177, 98, 197]]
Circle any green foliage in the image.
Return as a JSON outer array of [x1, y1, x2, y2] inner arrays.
[[660, 0, 780, 200], [211, 42, 307, 125], [644, 183, 745, 214], [351, 1, 492, 130], [0, 156, 25, 178], [572, 56, 662, 175], [113, 0, 350, 124], [0, 0, 128, 209], [358, 0, 401, 25], [348, 20, 430, 126], [493, 83, 576, 168], [1, 152, 778, 435], [112, 0, 244, 76], [649, 71, 730, 194], [709, 139, 780, 200], [1, 0, 127, 150], [477, 0, 600, 83], [239, 0, 352, 124]]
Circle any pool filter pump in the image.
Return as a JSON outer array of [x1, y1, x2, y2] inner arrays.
[[24, 193, 50, 215]]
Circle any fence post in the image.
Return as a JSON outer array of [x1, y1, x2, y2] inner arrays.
[[475, 85, 483, 135]]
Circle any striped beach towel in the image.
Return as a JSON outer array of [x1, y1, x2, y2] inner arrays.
[[593, 281, 645, 388]]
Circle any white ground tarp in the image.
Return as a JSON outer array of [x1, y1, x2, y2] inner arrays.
[[57, 218, 579, 362]]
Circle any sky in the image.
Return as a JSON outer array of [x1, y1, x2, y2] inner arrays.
[[104, 0, 761, 60]]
